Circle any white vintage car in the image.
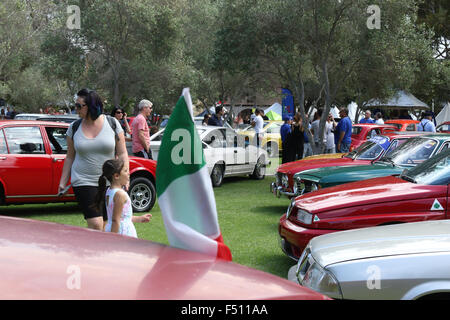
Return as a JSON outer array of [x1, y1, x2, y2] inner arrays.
[[150, 126, 270, 186]]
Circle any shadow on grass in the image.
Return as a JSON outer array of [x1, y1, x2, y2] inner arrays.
[[256, 252, 296, 278], [250, 205, 287, 215], [2, 203, 81, 218]]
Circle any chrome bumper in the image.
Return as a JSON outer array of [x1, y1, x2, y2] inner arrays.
[[271, 182, 297, 198]]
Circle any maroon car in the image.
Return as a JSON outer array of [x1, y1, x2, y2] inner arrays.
[[0, 215, 329, 300]]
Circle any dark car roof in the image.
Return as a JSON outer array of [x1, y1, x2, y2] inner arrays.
[[0, 216, 327, 300]]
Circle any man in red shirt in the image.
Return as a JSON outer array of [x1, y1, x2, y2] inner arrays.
[[132, 100, 153, 159]]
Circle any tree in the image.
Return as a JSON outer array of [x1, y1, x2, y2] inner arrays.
[[41, 0, 181, 110], [215, 0, 439, 153]]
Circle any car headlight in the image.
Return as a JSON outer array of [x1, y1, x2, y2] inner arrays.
[[299, 257, 342, 299], [281, 174, 289, 188], [311, 182, 319, 192], [297, 209, 313, 224]]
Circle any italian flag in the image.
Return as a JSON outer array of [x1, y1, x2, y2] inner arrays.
[[156, 88, 232, 261]]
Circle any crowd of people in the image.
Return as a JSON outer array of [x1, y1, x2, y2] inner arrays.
[[279, 107, 353, 163]]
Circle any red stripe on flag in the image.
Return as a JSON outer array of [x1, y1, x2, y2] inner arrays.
[[214, 234, 232, 261]]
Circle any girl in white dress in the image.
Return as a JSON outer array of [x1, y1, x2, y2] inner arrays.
[[93, 159, 151, 237]]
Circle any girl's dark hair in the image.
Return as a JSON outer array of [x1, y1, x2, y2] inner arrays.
[[111, 106, 123, 117], [77, 88, 104, 120], [92, 159, 125, 213]]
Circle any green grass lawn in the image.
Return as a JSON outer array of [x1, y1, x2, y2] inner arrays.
[[1, 174, 296, 279]]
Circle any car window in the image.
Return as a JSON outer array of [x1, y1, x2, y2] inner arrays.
[[151, 131, 164, 142], [387, 123, 402, 130], [225, 129, 238, 148], [367, 129, 381, 139], [45, 127, 68, 154], [0, 130, 7, 154], [383, 138, 439, 166], [4, 126, 45, 154], [203, 129, 226, 148], [440, 143, 450, 152], [404, 150, 450, 185], [438, 124, 450, 132], [406, 124, 415, 131], [352, 127, 362, 135], [384, 138, 407, 157], [350, 141, 385, 160]]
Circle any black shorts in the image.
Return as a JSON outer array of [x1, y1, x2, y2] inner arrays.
[[134, 150, 153, 159], [73, 186, 107, 221]]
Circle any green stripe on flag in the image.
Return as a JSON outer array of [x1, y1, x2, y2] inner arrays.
[[156, 94, 206, 197]]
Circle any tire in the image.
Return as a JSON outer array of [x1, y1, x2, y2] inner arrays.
[[0, 183, 4, 205], [211, 164, 224, 187], [251, 156, 266, 180], [129, 177, 156, 212]]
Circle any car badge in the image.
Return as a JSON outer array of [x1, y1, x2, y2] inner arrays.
[[431, 199, 444, 211], [313, 215, 320, 222]]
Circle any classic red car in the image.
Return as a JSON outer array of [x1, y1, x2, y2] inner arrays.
[[383, 119, 419, 132], [279, 147, 450, 260], [0, 215, 329, 300], [350, 123, 396, 151], [0, 120, 156, 212], [437, 121, 450, 133], [272, 132, 422, 198]]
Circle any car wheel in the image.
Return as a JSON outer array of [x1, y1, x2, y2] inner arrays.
[[211, 164, 224, 187], [0, 183, 4, 205], [129, 177, 156, 212], [251, 156, 266, 180]]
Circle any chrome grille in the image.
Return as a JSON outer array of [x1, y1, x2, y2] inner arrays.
[[276, 172, 282, 186]]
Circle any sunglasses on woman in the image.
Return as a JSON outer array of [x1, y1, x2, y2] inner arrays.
[[75, 103, 86, 109]]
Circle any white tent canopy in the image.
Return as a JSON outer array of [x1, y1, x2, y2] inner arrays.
[[436, 102, 450, 126], [365, 90, 429, 109], [264, 102, 282, 115]]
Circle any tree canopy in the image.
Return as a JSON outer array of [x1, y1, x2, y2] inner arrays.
[[0, 0, 448, 119]]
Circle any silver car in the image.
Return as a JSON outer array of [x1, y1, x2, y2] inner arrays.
[[288, 220, 450, 300]]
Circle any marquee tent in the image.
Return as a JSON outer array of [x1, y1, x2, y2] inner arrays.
[[436, 102, 450, 126], [365, 90, 429, 109]]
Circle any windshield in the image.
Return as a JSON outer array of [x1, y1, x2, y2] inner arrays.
[[386, 123, 402, 130], [402, 149, 450, 185], [379, 137, 439, 166], [352, 127, 362, 135], [345, 140, 385, 160]]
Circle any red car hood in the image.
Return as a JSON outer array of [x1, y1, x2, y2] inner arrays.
[[129, 156, 156, 171], [277, 157, 368, 175], [296, 176, 447, 214], [0, 216, 327, 300]]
